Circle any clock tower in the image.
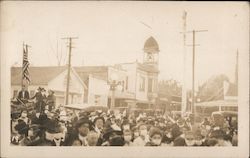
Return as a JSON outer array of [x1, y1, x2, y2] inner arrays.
[[143, 36, 159, 68]]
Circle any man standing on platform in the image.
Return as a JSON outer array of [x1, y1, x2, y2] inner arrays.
[[30, 87, 47, 113], [17, 85, 30, 104], [46, 90, 56, 112]]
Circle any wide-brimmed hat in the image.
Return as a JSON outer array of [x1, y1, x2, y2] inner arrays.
[[209, 129, 225, 139], [93, 116, 105, 124], [149, 127, 163, 138], [45, 120, 62, 134], [103, 125, 123, 140], [75, 118, 93, 129], [14, 120, 29, 135], [37, 87, 46, 92]]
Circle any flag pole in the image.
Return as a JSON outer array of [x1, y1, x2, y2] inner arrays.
[[21, 42, 25, 88]]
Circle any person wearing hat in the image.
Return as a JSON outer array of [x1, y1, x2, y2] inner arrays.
[[102, 125, 124, 146], [209, 129, 232, 146], [145, 127, 163, 146], [46, 89, 56, 112], [34, 119, 64, 146], [133, 123, 150, 146], [70, 117, 93, 146], [18, 109, 31, 125], [123, 129, 133, 146], [30, 87, 47, 113], [184, 131, 195, 146], [161, 124, 174, 146], [93, 116, 105, 145], [86, 131, 99, 146], [173, 136, 186, 146], [12, 119, 29, 145], [23, 124, 43, 146]]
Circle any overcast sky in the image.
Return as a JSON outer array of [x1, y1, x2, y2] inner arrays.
[[1, 2, 249, 89]]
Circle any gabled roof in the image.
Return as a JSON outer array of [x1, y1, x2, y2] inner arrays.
[[74, 66, 108, 85], [11, 66, 67, 85], [74, 66, 108, 73]]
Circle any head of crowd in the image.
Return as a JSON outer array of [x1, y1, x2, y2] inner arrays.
[[11, 87, 238, 147]]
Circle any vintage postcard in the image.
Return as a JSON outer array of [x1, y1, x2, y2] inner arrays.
[[0, 1, 249, 158]]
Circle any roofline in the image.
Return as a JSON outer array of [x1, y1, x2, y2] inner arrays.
[[71, 67, 88, 90]]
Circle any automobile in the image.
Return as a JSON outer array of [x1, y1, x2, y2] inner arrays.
[[211, 111, 238, 128]]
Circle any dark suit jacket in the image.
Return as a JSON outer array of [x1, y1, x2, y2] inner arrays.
[[17, 90, 30, 103]]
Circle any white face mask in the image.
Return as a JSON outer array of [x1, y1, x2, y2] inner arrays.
[[152, 139, 161, 145], [166, 133, 172, 138], [206, 125, 211, 130], [195, 140, 203, 146], [134, 132, 139, 137], [185, 140, 195, 146], [35, 113, 40, 118], [140, 130, 148, 136], [124, 135, 132, 142], [21, 113, 27, 118]]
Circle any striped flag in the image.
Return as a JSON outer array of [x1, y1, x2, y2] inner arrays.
[[22, 45, 31, 84]]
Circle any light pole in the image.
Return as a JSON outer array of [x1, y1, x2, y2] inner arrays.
[[108, 73, 123, 110]]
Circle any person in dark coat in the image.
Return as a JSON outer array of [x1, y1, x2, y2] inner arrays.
[[46, 90, 56, 112], [17, 85, 30, 104], [30, 87, 46, 113], [66, 117, 93, 146]]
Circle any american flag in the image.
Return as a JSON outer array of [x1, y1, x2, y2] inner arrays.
[[22, 45, 31, 84]]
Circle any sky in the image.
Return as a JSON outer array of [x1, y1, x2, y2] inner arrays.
[[1, 1, 249, 89]]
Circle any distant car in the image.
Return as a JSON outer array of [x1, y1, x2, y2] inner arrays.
[[211, 111, 238, 128]]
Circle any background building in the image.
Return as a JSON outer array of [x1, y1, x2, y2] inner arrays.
[[11, 66, 86, 107]]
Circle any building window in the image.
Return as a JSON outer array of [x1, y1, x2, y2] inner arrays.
[[94, 95, 101, 105], [148, 78, 153, 93], [139, 76, 145, 91], [13, 90, 18, 98]]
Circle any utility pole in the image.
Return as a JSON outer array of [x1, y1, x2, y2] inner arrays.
[[180, 29, 207, 122], [181, 10, 187, 117], [62, 37, 78, 105]]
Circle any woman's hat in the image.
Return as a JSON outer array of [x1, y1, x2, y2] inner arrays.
[[103, 126, 123, 140], [75, 118, 93, 129], [14, 120, 29, 135]]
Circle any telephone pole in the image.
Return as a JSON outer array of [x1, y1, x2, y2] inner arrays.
[[62, 37, 78, 105], [181, 10, 187, 117], [180, 29, 207, 120]]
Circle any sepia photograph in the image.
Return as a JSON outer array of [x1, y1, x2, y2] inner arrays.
[[0, 1, 249, 158]]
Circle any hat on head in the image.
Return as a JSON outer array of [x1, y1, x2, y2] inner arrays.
[[79, 111, 90, 119], [93, 116, 105, 124], [173, 136, 186, 146], [149, 127, 163, 138], [209, 129, 225, 139], [15, 120, 29, 135], [75, 117, 93, 129], [103, 126, 123, 140], [45, 120, 62, 134]]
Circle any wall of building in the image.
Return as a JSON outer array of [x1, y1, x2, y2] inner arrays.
[[11, 69, 85, 107], [87, 75, 109, 106], [48, 69, 84, 105]]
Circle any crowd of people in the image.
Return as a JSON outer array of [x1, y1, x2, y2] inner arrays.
[[10, 87, 238, 147]]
